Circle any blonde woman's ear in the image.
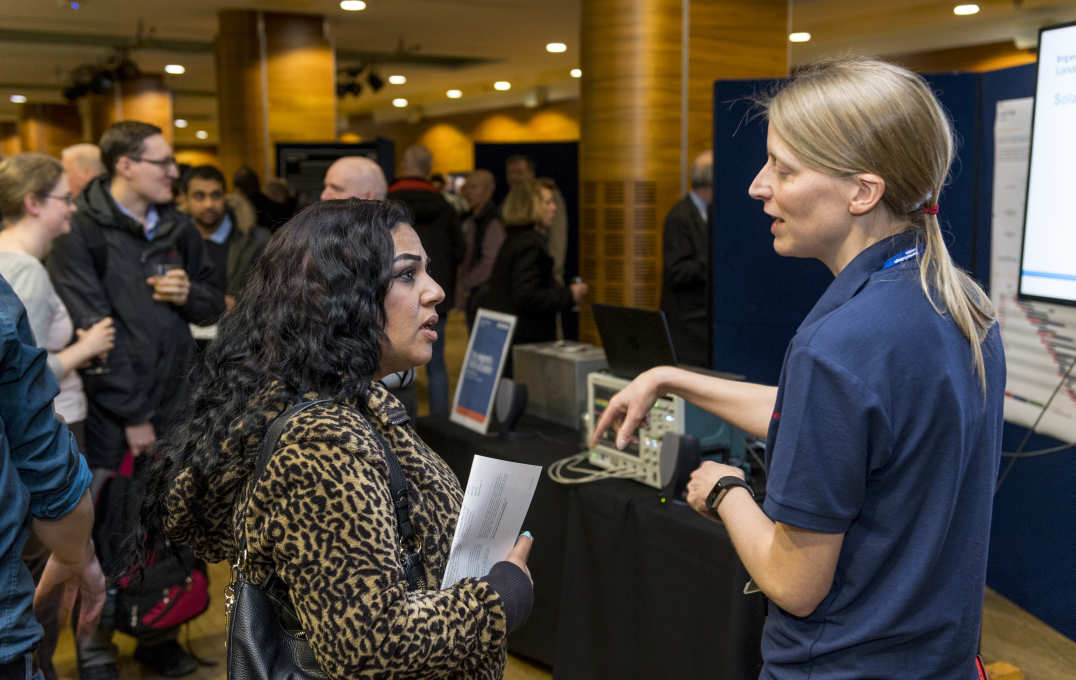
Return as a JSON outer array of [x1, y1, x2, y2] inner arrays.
[[848, 173, 886, 216]]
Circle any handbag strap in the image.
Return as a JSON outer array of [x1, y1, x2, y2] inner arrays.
[[235, 399, 329, 556], [368, 427, 424, 589], [234, 399, 424, 590]]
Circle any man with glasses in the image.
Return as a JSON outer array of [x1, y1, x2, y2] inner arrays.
[[47, 120, 224, 680]]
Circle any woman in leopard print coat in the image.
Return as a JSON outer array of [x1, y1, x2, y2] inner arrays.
[[135, 199, 533, 679]]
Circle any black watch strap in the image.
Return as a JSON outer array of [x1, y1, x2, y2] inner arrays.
[[706, 476, 754, 514]]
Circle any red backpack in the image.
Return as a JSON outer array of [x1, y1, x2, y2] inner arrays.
[[92, 451, 210, 635]]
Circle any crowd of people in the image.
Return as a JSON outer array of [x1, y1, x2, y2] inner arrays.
[[0, 55, 1003, 680], [0, 118, 576, 680]]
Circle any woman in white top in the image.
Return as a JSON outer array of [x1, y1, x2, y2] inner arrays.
[[0, 152, 114, 680]]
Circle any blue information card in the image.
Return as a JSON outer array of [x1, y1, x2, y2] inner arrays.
[[451, 309, 517, 434]]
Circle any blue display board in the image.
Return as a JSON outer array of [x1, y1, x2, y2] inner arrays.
[[451, 308, 517, 434]]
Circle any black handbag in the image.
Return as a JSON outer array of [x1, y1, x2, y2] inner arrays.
[[225, 399, 425, 680]]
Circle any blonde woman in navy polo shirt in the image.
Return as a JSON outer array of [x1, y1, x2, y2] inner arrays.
[[592, 58, 1004, 678]]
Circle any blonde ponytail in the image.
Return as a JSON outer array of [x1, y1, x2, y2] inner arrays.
[[919, 210, 996, 391]]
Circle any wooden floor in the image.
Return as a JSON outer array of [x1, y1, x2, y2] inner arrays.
[[48, 313, 1076, 679]]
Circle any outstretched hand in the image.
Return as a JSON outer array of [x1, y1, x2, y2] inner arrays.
[[588, 368, 662, 450]]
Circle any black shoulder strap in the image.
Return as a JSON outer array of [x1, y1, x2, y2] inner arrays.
[[235, 400, 329, 555]]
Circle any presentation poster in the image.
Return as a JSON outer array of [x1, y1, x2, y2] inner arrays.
[[450, 309, 516, 434], [993, 97, 1076, 443], [1020, 22, 1076, 303]]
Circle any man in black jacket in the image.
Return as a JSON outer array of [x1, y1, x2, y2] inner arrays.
[[181, 164, 269, 308], [387, 145, 464, 416], [660, 150, 713, 367], [48, 120, 224, 680]]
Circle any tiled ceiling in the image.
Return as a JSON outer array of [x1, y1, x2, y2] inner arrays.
[[0, 0, 1074, 144]]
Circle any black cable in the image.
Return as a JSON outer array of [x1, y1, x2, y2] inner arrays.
[[1001, 441, 1076, 458], [995, 357, 1076, 494]]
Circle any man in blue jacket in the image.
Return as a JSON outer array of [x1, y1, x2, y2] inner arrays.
[[0, 274, 105, 680]]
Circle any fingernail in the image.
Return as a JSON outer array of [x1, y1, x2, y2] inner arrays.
[[616, 438, 625, 449], [521, 530, 532, 539]]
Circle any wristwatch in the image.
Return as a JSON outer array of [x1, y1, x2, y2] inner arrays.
[[706, 476, 755, 515]]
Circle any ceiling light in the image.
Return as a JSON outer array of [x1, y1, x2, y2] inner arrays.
[[788, 32, 811, 43], [570, 68, 582, 78], [546, 42, 567, 54], [953, 4, 980, 15], [494, 81, 511, 91], [195, 130, 208, 140], [165, 64, 185, 75], [388, 74, 407, 85], [393, 98, 408, 108], [340, 0, 366, 10], [174, 119, 188, 128], [10, 94, 27, 103], [446, 89, 462, 99]]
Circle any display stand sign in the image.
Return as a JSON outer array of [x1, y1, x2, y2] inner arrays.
[[450, 308, 516, 434]]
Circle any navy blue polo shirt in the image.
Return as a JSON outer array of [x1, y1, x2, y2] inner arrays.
[[760, 231, 1005, 679]]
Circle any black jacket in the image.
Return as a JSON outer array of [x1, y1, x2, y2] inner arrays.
[[47, 176, 225, 466], [660, 194, 710, 366], [388, 178, 464, 316], [474, 223, 573, 347]]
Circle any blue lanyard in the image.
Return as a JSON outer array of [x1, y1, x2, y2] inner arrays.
[[881, 247, 921, 270]]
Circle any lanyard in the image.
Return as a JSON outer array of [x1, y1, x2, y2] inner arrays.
[[881, 246, 921, 270]]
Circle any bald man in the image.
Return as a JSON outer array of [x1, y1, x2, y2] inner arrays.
[[660, 150, 713, 366], [61, 143, 106, 197], [321, 156, 388, 200], [457, 169, 506, 328]]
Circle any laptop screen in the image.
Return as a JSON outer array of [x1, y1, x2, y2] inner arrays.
[[591, 303, 679, 380]]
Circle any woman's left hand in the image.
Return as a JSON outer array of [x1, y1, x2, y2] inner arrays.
[[685, 461, 746, 517]]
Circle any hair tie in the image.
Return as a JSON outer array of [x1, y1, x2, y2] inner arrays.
[[923, 204, 939, 215]]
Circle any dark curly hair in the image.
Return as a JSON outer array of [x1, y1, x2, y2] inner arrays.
[[131, 198, 410, 570]]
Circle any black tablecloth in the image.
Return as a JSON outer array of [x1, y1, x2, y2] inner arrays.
[[415, 414, 765, 678]]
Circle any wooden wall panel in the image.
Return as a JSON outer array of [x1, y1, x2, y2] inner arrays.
[[216, 11, 334, 185], [175, 146, 222, 169], [349, 100, 580, 174], [18, 103, 84, 158], [85, 76, 173, 146], [1, 121, 23, 156], [578, 0, 787, 344], [887, 41, 1037, 74]]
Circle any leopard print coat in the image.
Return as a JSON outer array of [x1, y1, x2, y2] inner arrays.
[[165, 382, 509, 679]]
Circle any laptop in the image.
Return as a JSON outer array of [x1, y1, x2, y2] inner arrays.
[[590, 303, 741, 381]]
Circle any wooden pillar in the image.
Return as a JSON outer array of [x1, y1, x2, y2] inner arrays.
[[216, 10, 335, 184], [1, 122, 21, 156], [84, 75, 174, 145], [578, 0, 787, 343], [18, 104, 84, 158]]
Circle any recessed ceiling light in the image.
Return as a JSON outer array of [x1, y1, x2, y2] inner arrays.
[[195, 130, 208, 140], [494, 81, 511, 91], [546, 42, 567, 54], [953, 4, 980, 15], [388, 74, 407, 85], [174, 119, 188, 128], [789, 32, 811, 43], [339, 0, 366, 10], [446, 89, 462, 99], [165, 64, 185, 75], [570, 68, 582, 78], [392, 98, 408, 108], [9, 94, 27, 103]]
